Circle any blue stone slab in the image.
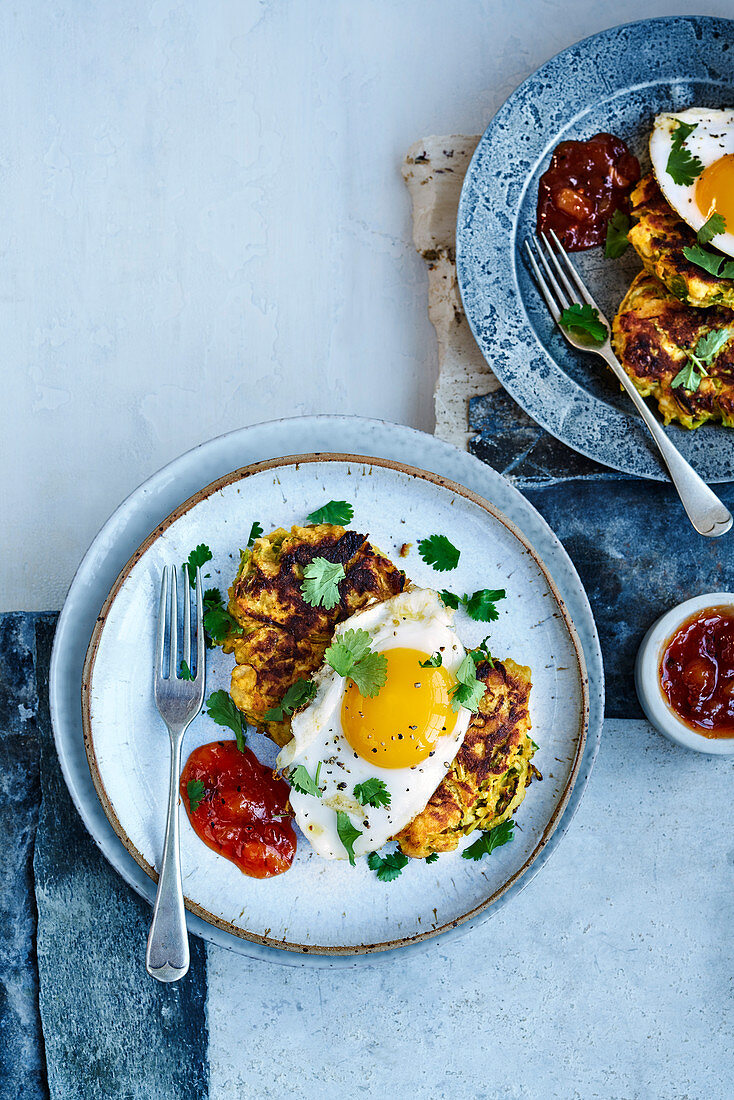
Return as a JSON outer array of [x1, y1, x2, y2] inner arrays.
[[0, 614, 47, 1100], [32, 616, 209, 1100], [470, 392, 734, 718]]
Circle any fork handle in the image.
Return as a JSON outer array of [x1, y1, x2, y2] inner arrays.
[[601, 347, 733, 538], [146, 726, 190, 982]]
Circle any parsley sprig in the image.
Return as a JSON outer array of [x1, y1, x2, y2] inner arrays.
[[440, 588, 506, 622], [367, 848, 408, 882], [559, 304, 607, 345], [290, 762, 322, 797], [418, 534, 460, 572], [461, 819, 515, 861], [306, 500, 354, 525], [325, 628, 388, 698], [682, 242, 734, 281], [206, 690, 246, 752], [697, 213, 726, 246], [665, 119, 703, 186], [671, 328, 731, 393], [604, 209, 630, 259], [301, 557, 346, 609], [354, 778, 391, 808], [450, 653, 486, 714], [186, 779, 205, 813], [264, 678, 317, 722], [336, 811, 362, 866]]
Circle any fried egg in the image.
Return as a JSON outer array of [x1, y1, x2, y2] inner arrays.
[[276, 587, 473, 860], [650, 108, 734, 258]]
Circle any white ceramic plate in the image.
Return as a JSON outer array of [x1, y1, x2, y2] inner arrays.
[[82, 452, 587, 956], [50, 415, 604, 966]]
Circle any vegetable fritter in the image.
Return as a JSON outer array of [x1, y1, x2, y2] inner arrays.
[[395, 657, 539, 858], [627, 173, 734, 309], [612, 270, 734, 429], [222, 524, 406, 746]]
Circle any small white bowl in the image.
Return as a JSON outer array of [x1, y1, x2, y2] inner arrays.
[[635, 592, 734, 755]]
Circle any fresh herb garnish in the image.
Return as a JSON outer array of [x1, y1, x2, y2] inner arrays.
[[697, 212, 726, 246], [206, 690, 246, 752], [682, 243, 734, 281], [367, 848, 409, 882], [263, 678, 317, 722], [440, 589, 506, 623], [289, 762, 322, 798], [604, 209, 630, 259], [247, 521, 263, 546], [419, 651, 443, 668], [301, 557, 346, 609], [450, 653, 486, 714], [179, 659, 194, 681], [336, 811, 362, 866], [186, 779, 205, 812], [184, 544, 213, 587], [461, 819, 515, 861], [665, 119, 703, 186], [306, 500, 354, 525], [671, 328, 731, 393], [425, 852, 439, 864], [203, 596, 244, 644], [325, 628, 388, 698], [469, 637, 495, 668], [353, 778, 391, 809], [417, 534, 461, 572], [530, 739, 539, 752], [558, 303, 608, 345]]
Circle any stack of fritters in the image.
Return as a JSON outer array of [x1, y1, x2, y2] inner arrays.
[[613, 173, 734, 428]]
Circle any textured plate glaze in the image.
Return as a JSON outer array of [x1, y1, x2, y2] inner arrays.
[[457, 16, 734, 482], [50, 415, 604, 967], [82, 454, 587, 955]]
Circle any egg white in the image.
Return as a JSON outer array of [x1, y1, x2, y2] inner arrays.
[[276, 587, 473, 860], [650, 108, 734, 257]]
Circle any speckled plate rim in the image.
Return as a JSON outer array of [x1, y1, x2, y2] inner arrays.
[[456, 15, 734, 482], [80, 452, 589, 956], [49, 414, 604, 968]]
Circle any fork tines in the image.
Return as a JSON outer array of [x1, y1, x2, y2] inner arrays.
[[525, 229, 603, 323], [155, 564, 205, 685]]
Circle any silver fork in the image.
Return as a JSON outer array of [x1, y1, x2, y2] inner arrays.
[[146, 563, 205, 982], [526, 230, 732, 538]]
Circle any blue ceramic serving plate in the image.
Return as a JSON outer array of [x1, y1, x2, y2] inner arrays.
[[457, 16, 734, 482]]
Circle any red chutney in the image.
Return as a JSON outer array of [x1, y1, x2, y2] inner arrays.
[[660, 606, 734, 739], [180, 740, 296, 877], [536, 132, 640, 250]]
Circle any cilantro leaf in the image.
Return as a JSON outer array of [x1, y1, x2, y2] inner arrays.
[[439, 589, 460, 610], [204, 604, 244, 643], [306, 500, 354, 526], [247, 521, 263, 546], [366, 848, 409, 882], [348, 650, 388, 698], [604, 209, 630, 259], [336, 811, 362, 866], [186, 779, 205, 813], [203, 587, 223, 610], [425, 852, 439, 864], [418, 534, 461, 572], [697, 212, 726, 246], [264, 678, 317, 722], [419, 651, 443, 668], [469, 637, 495, 668], [671, 327, 731, 392], [206, 690, 246, 752], [289, 762, 322, 798], [682, 243, 734, 281], [354, 778, 391, 808], [450, 653, 486, 714], [530, 739, 539, 752], [179, 659, 194, 681], [301, 557, 346, 609], [184, 544, 213, 587], [671, 361, 703, 393], [464, 589, 506, 622], [559, 303, 608, 345], [325, 629, 388, 698], [462, 819, 515, 861], [695, 329, 731, 362], [665, 119, 703, 186]]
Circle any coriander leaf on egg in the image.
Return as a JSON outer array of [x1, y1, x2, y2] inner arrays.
[[301, 557, 346, 609], [186, 779, 205, 813], [665, 119, 704, 186], [697, 212, 726, 246], [604, 209, 630, 259], [348, 650, 388, 698], [336, 812, 362, 866], [417, 534, 461, 572], [450, 654, 486, 714], [206, 690, 246, 752], [306, 500, 354, 525], [354, 778, 391, 809], [682, 243, 734, 281], [263, 678, 317, 722], [367, 848, 409, 882], [289, 762, 322, 798], [325, 629, 373, 675], [461, 819, 515, 861], [419, 652, 443, 668]]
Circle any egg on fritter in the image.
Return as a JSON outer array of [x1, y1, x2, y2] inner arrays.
[[627, 173, 734, 309], [395, 657, 537, 858], [221, 524, 406, 746], [612, 270, 734, 429]]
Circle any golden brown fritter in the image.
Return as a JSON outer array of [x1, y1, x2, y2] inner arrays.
[[223, 524, 406, 746], [627, 173, 734, 309], [395, 657, 538, 858], [612, 270, 734, 429]]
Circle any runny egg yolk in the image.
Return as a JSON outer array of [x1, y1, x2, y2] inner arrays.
[[341, 647, 458, 769], [696, 154, 734, 228]]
